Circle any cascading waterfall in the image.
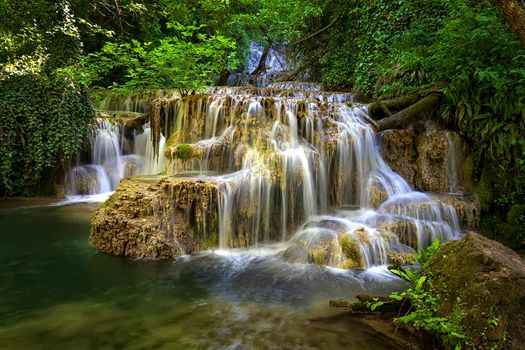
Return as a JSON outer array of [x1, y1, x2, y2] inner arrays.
[[64, 118, 166, 199], [156, 86, 463, 268]]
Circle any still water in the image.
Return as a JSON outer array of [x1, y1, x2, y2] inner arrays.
[[0, 200, 404, 349]]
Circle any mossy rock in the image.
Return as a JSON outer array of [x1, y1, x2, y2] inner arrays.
[[463, 152, 477, 193], [172, 144, 194, 162], [339, 234, 365, 268], [426, 232, 525, 349], [309, 248, 326, 265]]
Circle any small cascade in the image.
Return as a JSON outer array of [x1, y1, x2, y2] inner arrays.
[[64, 117, 166, 199], [133, 123, 166, 175], [445, 131, 462, 193]]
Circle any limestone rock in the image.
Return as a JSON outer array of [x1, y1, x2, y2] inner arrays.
[[90, 176, 220, 259], [379, 129, 417, 187], [427, 232, 525, 348], [379, 128, 466, 194], [415, 130, 463, 193]]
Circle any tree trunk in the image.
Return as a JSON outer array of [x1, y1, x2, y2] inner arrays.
[[377, 94, 442, 131], [368, 95, 420, 120], [217, 70, 230, 86], [250, 46, 270, 76], [491, 0, 525, 48]]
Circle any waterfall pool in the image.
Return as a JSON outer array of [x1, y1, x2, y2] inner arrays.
[[0, 199, 406, 349]]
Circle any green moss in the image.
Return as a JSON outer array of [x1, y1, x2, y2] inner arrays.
[[463, 153, 477, 193], [338, 259, 359, 269], [507, 204, 525, 225], [475, 165, 494, 211], [339, 234, 364, 268], [505, 204, 525, 248], [173, 144, 194, 162], [205, 233, 218, 248], [309, 248, 326, 265]]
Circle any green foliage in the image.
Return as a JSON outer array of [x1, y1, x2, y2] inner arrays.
[[66, 22, 237, 94], [0, 73, 94, 195], [387, 240, 470, 348]]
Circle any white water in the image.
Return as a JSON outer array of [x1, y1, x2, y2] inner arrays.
[[154, 86, 463, 268], [67, 84, 464, 268], [64, 119, 166, 201]]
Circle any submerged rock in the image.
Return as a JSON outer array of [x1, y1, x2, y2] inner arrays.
[[427, 232, 525, 348]]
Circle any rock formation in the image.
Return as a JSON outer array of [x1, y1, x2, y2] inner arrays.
[[427, 232, 525, 348]]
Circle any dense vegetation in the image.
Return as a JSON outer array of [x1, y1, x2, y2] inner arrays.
[[1, 0, 524, 248]]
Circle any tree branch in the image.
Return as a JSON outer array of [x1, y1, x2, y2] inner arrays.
[[289, 16, 341, 46]]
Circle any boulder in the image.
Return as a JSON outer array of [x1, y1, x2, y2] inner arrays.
[[90, 176, 220, 259], [427, 232, 525, 348]]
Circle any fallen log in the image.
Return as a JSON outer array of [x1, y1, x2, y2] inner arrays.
[[329, 294, 409, 314], [368, 95, 419, 120], [377, 93, 442, 131]]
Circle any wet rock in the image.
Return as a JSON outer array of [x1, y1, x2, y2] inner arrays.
[[281, 227, 374, 269], [165, 140, 232, 175], [427, 232, 525, 348], [432, 193, 480, 231], [90, 177, 220, 259], [307, 233, 342, 266], [379, 129, 417, 187], [415, 130, 463, 193], [338, 232, 366, 269], [96, 111, 149, 131], [279, 245, 310, 264], [387, 244, 415, 268], [377, 219, 419, 249], [368, 182, 388, 208], [63, 165, 102, 195]]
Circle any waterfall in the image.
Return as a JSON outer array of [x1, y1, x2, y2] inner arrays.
[[153, 86, 462, 268], [64, 118, 166, 199], [81, 84, 464, 269]]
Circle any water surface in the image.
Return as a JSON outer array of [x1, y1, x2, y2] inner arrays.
[[0, 200, 404, 349]]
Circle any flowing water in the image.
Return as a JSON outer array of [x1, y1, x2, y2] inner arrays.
[[0, 200, 405, 349], [25, 83, 467, 348]]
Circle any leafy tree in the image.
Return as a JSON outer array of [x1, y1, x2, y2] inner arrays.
[[68, 22, 237, 94]]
